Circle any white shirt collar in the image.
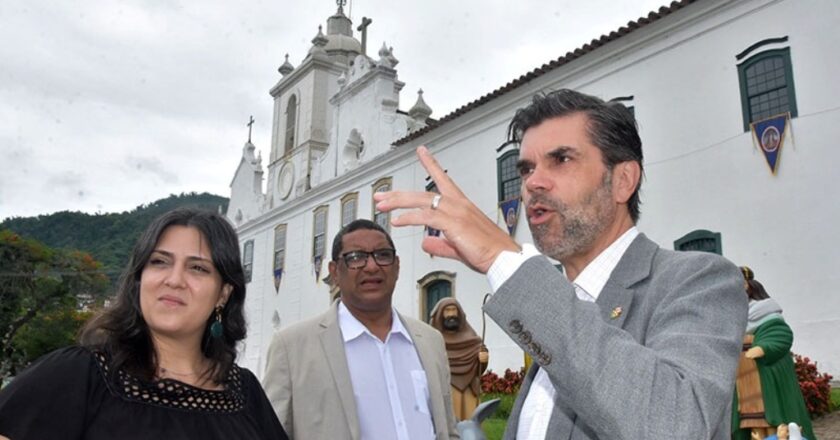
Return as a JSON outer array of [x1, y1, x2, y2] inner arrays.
[[572, 227, 639, 301], [337, 301, 414, 344]]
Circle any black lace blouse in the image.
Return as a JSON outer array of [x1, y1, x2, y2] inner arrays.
[[0, 346, 288, 440]]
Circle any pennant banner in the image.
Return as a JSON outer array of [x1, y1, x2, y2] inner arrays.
[[499, 198, 521, 235], [273, 268, 283, 292], [751, 113, 789, 174], [313, 255, 322, 283]]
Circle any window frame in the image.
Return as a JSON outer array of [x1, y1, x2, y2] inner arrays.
[[284, 95, 297, 154], [243, 239, 254, 283], [312, 205, 329, 266], [340, 192, 359, 228], [496, 149, 521, 202], [273, 224, 287, 288], [737, 47, 797, 131], [673, 229, 722, 255], [372, 177, 392, 232], [417, 271, 456, 323]]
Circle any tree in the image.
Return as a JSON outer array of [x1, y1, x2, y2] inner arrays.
[[12, 307, 94, 366], [1, 192, 228, 286], [0, 230, 108, 381]]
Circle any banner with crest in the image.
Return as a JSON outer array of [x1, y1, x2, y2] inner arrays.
[[313, 255, 322, 283], [498, 198, 521, 235], [750, 113, 790, 175], [273, 268, 283, 292]]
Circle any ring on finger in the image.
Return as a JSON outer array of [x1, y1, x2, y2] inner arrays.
[[430, 194, 442, 210]]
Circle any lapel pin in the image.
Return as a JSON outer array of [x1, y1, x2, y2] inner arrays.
[[610, 306, 623, 319]]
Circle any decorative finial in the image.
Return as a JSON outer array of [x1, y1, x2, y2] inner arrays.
[[336, 0, 346, 13], [409, 88, 433, 122], [312, 25, 328, 47], [278, 53, 294, 76]]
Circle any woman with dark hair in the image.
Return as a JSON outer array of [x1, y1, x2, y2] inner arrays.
[[0, 208, 288, 440], [732, 266, 815, 440]]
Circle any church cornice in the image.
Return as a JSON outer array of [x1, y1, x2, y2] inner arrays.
[[235, 144, 416, 236], [269, 57, 346, 98], [330, 64, 397, 105]]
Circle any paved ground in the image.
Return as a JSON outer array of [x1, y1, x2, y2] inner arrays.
[[813, 410, 840, 440]]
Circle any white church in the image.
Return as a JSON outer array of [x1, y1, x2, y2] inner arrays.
[[227, 0, 840, 378]]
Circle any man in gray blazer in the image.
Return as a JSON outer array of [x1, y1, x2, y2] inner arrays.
[[375, 89, 747, 439], [262, 219, 458, 440]]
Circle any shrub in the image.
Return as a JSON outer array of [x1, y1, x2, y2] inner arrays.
[[793, 353, 833, 417]]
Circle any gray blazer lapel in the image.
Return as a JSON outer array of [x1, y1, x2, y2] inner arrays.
[[542, 234, 658, 436], [401, 314, 449, 437], [595, 234, 656, 328], [319, 303, 361, 440]]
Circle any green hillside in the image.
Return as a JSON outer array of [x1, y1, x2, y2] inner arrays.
[[1, 192, 228, 283]]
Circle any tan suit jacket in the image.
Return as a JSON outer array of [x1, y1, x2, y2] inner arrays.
[[262, 301, 459, 439]]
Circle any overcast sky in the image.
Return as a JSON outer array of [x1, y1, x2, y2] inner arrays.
[[0, 0, 667, 221]]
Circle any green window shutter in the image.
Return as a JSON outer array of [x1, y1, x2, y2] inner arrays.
[[497, 150, 521, 202], [674, 229, 722, 255], [425, 280, 451, 322]]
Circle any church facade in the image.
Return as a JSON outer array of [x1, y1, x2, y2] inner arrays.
[[228, 0, 840, 378]]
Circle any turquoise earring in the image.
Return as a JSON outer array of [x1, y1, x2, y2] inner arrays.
[[210, 305, 224, 338]]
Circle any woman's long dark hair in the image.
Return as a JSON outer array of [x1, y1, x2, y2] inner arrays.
[[79, 207, 247, 384]]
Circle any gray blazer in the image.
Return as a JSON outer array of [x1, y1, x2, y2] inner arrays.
[[484, 234, 747, 439], [262, 301, 459, 440]]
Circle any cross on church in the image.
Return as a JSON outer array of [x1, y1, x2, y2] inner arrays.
[[357, 17, 372, 56], [247, 115, 255, 143]]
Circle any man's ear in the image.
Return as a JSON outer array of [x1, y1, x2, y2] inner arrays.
[[328, 260, 338, 280], [612, 161, 641, 204]]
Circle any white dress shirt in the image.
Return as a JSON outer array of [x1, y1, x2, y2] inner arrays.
[[487, 227, 639, 439], [338, 302, 435, 440]]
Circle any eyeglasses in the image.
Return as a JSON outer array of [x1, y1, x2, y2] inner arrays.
[[339, 248, 397, 269]]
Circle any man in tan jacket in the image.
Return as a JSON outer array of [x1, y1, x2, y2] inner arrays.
[[262, 219, 458, 439]]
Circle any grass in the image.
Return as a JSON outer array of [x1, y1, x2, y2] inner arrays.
[[479, 392, 518, 439], [481, 419, 507, 440], [831, 387, 840, 412]]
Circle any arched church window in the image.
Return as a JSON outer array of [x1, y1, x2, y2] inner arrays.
[[243, 240, 254, 283], [497, 150, 521, 202], [273, 224, 287, 292], [312, 205, 329, 270], [284, 95, 297, 154], [737, 43, 797, 131], [372, 177, 392, 232], [418, 271, 456, 323], [340, 192, 358, 227]]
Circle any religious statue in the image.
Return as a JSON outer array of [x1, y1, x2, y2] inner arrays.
[[731, 267, 816, 440], [765, 422, 809, 440], [430, 298, 489, 421]]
